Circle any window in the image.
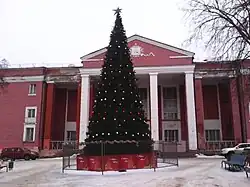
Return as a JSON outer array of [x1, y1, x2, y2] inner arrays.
[[164, 130, 179, 142], [67, 131, 76, 141], [25, 107, 37, 124], [205, 129, 221, 141], [28, 84, 36, 95], [23, 107, 36, 142], [163, 87, 178, 120], [24, 127, 35, 142], [238, 144, 250, 148], [27, 109, 36, 118], [139, 88, 148, 118]]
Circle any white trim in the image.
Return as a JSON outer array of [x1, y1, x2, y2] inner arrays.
[[28, 93, 37, 96], [194, 74, 203, 79], [169, 55, 193, 59], [25, 106, 37, 114], [23, 125, 36, 142], [149, 72, 159, 141], [80, 35, 194, 60], [79, 75, 90, 142], [83, 59, 104, 62], [28, 84, 37, 96], [80, 65, 195, 76], [46, 81, 55, 84], [185, 73, 198, 150], [4, 76, 44, 83], [149, 72, 158, 76], [24, 106, 37, 123], [23, 106, 37, 142]]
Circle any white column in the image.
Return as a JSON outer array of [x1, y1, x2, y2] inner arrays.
[[185, 72, 198, 150], [149, 72, 159, 141], [79, 74, 90, 143]]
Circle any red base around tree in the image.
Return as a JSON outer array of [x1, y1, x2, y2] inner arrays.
[[76, 153, 157, 171]]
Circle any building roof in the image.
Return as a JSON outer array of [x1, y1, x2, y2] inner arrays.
[[80, 34, 195, 60]]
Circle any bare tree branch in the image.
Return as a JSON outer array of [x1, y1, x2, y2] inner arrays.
[[183, 0, 250, 61], [0, 58, 9, 91]]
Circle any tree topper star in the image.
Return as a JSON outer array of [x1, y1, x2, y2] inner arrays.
[[113, 7, 122, 15]]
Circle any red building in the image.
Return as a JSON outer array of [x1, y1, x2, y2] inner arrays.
[[0, 68, 46, 151], [0, 35, 250, 154]]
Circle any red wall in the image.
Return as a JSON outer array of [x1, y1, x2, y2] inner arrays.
[[1, 68, 45, 77], [203, 85, 219, 119], [241, 76, 250, 141], [83, 39, 193, 68], [51, 88, 66, 141], [195, 79, 205, 148], [0, 81, 43, 150], [218, 83, 233, 140], [67, 90, 77, 122], [230, 78, 242, 142], [43, 83, 55, 149]]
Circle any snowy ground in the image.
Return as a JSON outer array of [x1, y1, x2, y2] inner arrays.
[[0, 157, 249, 187], [195, 153, 225, 159]]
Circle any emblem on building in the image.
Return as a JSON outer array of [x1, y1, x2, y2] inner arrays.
[[129, 43, 155, 57]]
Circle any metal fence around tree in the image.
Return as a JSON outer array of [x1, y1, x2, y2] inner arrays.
[[62, 140, 179, 174], [62, 142, 79, 173], [153, 141, 179, 168]]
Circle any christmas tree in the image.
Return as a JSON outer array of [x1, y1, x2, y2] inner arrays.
[[84, 8, 153, 156]]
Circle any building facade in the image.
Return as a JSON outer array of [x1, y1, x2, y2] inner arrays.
[[1, 35, 250, 153], [0, 68, 46, 151]]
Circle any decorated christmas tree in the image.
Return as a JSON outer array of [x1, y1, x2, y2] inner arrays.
[[84, 8, 153, 156]]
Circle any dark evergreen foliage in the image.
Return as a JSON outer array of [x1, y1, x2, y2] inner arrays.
[[84, 10, 152, 156]]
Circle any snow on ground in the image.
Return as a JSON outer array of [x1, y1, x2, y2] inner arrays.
[[195, 153, 225, 159], [0, 158, 249, 187], [0, 158, 61, 183]]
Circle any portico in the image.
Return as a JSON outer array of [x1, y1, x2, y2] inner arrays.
[[78, 64, 198, 150]]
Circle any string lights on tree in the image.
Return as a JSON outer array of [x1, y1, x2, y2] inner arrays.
[[84, 8, 152, 156]]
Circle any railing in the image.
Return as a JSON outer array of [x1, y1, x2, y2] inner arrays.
[[50, 140, 237, 152], [204, 140, 237, 152], [50, 141, 77, 150], [62, 140, 179, 173]]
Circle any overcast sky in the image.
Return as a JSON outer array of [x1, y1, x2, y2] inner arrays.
[[0, 0, 209, 67]]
